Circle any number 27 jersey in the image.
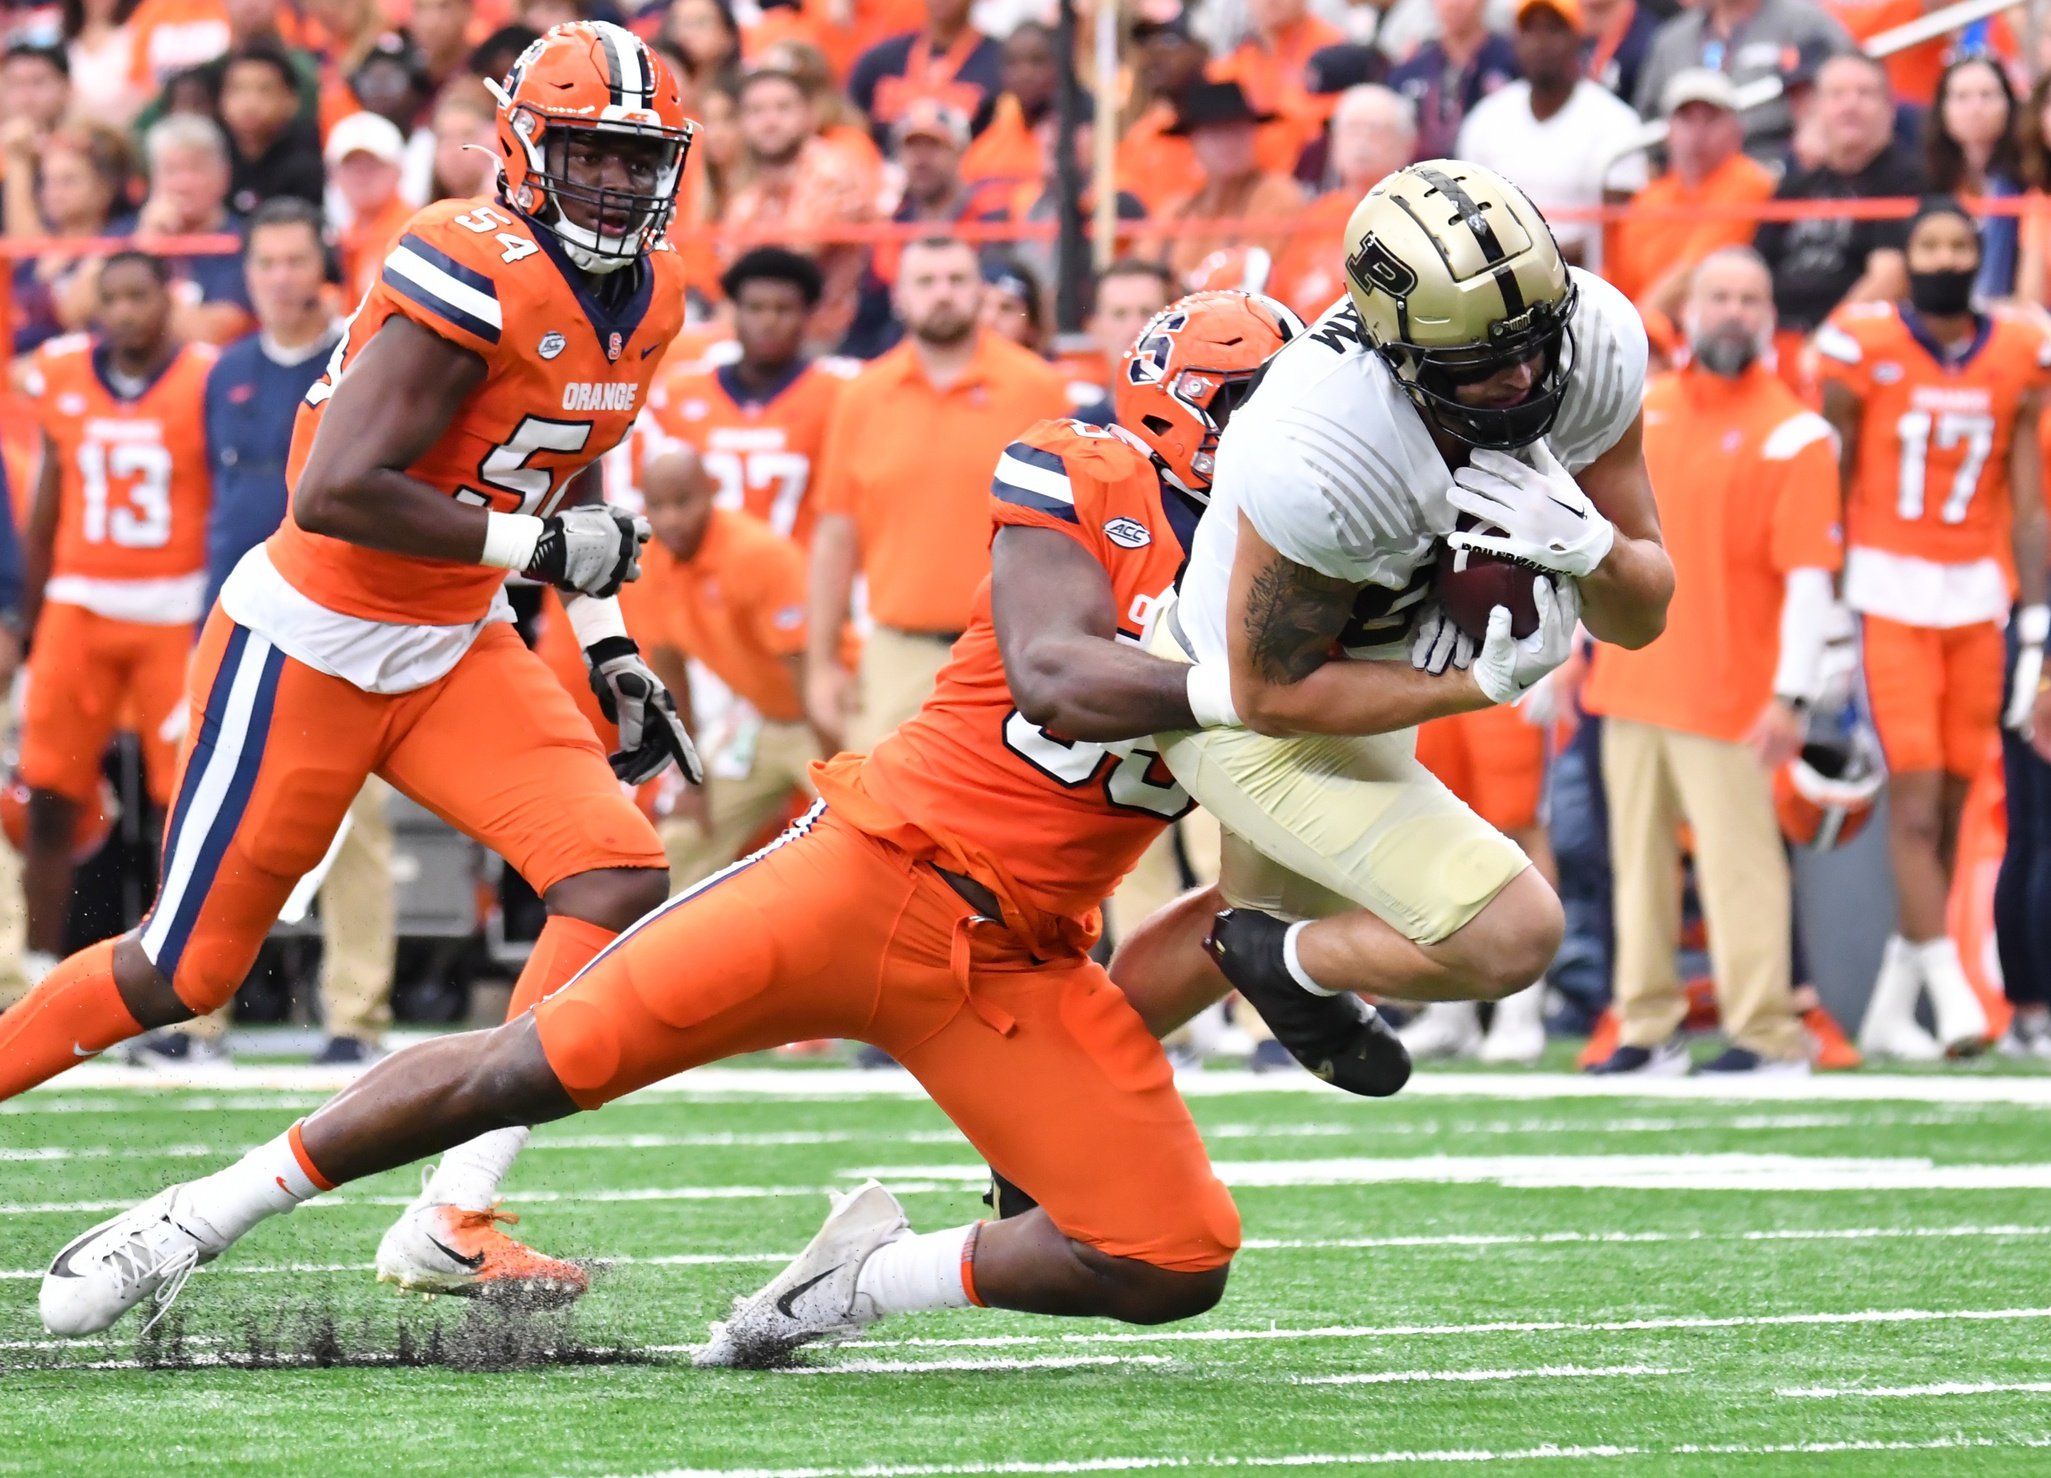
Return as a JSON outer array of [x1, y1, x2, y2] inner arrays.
[[270, 196, 688, 629], [813, 419, 1200, 955]]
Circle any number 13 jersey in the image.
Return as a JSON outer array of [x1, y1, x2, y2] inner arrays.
[[1816, 301, 2051, 624], [228, 196, 686, 690], [812, 418, 1199, 957]]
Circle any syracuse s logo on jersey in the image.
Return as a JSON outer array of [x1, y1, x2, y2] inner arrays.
[[606, 332, 623, 362], [538, 332, 567, 360]]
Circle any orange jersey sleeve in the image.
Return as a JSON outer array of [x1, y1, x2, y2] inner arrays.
[[645, 357, 853, 545], [815, 420, 1201, 953], [25, 336, 216, 585], [1817, 303, 2051, 565], [269, 198, 689, 627]]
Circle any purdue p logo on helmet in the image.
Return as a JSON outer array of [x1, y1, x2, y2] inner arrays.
[[1342, 160, 1576, 449]]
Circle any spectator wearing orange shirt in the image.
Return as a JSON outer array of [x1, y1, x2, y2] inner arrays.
[[806, 236, 1071, 751], [1152, 80, 1306, 288], [849, 0, 1004, 144], [725, 65, 876, 349], [1117, 12, 1205, 216], [1269, 83, 1417, 318], [127, 0, 230, 96], [328, 112, 411, 309], [1582, 248, 1842, 1077], [632, 446, 823, 890], [662, 0, 743, 86], [1210, 0, 1345, 180], [960, 21, 1062, 194], [1608, 70, 1776, 323]]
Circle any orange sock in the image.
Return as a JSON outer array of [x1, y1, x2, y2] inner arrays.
[[504, 915, 618, 1018], [0, 941, 140, 1100]]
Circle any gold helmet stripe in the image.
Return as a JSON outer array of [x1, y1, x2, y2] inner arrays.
[[1412, 163, 1526, 319]]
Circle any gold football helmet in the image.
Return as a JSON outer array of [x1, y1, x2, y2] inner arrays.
[[1342, 159, 1575, 449]]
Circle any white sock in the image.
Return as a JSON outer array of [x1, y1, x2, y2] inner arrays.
[[421, 1126, 531, 1211], [1914, 936, 1966, 984], [1281, 921, 1337, 997], [853, 1225, 976, 1318], [179, 1126, 327, 1248]]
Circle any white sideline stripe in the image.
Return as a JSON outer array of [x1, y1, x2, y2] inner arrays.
[[0, 1111, 1984, 1162], [609, 1434, 2051, 1477], [22, 1066, 2051, 1105], [849, 1306, 2051, 1351], [0, 1184, 967, 1217], [1780, 1380, 2051, 1399], [847, 1153, 2051, 1194], [1295, 1363, 1677, 1387], [7, 1222, 2047, 1282], [779, 1355, 1175, 1376]]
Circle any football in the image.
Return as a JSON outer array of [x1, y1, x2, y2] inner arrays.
[[1434, 517, 1541, 641]]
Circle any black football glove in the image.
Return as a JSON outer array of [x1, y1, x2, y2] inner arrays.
[[584, 636, 705, 786], [529, 505, 650, 599]]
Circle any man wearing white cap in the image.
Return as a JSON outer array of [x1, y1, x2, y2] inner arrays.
[[1608, 68, 1777, 317], [326, 111, 412, 308]]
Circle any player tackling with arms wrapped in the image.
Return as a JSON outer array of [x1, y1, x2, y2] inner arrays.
[[2, 22, 701, 1294], [39, 292, 1354, 1360], [1123, 161, 1673, 1055]]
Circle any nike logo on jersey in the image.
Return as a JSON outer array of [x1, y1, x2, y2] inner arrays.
[[773, 1267, 841, 1319], [560, 382, 640, 413], [640, 342, 659, 359], [428, 1235, 487, 1272]]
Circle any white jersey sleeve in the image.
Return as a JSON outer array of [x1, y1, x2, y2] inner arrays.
[[1547, 269, 1648, 473]]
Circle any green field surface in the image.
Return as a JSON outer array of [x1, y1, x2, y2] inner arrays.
[[2, 1062, 2049, 1477]]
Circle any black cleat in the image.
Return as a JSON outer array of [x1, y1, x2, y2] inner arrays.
[[1205, 908, 1411, 1097]]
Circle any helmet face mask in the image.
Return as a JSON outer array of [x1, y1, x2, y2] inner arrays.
[[1342, 160, 1576, 451], [493, 22, 695, 275]]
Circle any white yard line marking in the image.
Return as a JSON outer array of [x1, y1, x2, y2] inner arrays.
[[777, 1355, 1177, 1376], [850, 1306, 2051, 1351], [1295, 1363, 1677, 1387], [1780, 1379, 2051, 1398], [5, 1222, 2046, 1282], [609, 1434, 2051, 1478], [20, 1065, 2051, 1105]]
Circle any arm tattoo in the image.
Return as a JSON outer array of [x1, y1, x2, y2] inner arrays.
[[1242, 555, 1356, 685]]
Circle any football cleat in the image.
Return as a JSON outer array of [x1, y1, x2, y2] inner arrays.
[[1802, 1006, 1862, 1071], [41, 1187, 219, 1336], [1694, 1045, 1812, 1077], [983, 1168, 1038, 1221], [1399, 1001, 1483, 1062], [1586, 1036, 1691, 1077], [1478, 984, 1547, 1065], [694, 1180, 909, 1369], [374, 1193, 588, 1302], [1207, 908, 1411, 1097]]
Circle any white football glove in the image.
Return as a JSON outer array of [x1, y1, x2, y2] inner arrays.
[[1409, 600, 1476, 675], [1471, 576, 1580, 706], [529, 505, 651, 599], [2006, 605, 2051, 734], [585, 637, 705, 786], [1448, 443, 1617, 580]]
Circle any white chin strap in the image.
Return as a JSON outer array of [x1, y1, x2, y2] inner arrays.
[[556, 221, 637, 275]]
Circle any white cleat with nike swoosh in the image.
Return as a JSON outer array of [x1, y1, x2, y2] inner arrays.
[[694, 1180, 909, 1369], [373, 1172, 589, 1303], [41, 1187, 220, 1336]]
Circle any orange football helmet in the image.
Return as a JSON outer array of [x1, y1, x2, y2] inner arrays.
[[488, 20, 694, 273], [1775, 729, 1883, 851], [0, 772, 117, 864], [1114, 289, 1304, 501]]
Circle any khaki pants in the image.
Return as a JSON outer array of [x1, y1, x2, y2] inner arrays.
[[186, 779, 397, 1045], [0, 833, 25, 1011], [848, 625, 957, 753], [661, 719, 822, 890], [1603, 718, 1805, 1061]]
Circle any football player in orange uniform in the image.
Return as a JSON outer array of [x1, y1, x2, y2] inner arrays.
[[40, 292, 1404, 1358], [17, 254, 214, 985], [8, 23, 703, 1298], [644, 246, 853, 546], [1817, 199, 2051, 1060]]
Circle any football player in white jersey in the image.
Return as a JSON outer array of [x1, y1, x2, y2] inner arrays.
[[1126, 160, 1674, 1067]]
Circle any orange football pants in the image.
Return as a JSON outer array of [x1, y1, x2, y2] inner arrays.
[[19, 602, 193, 808], [1860, 615, 2004, 778], [1412, 702, 1546, 833], [533, 803, 1241, 1273], [139, 611, 663, 1016]]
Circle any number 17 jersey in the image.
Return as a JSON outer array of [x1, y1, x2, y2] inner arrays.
[[811, 418, 1200, 957], [265, 196, 687, 636]]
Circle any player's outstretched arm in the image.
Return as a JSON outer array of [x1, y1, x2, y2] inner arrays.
[[291, 317, 497, 562], [991, 526, 1196, 742], [1225, 515, 1493, 738]]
